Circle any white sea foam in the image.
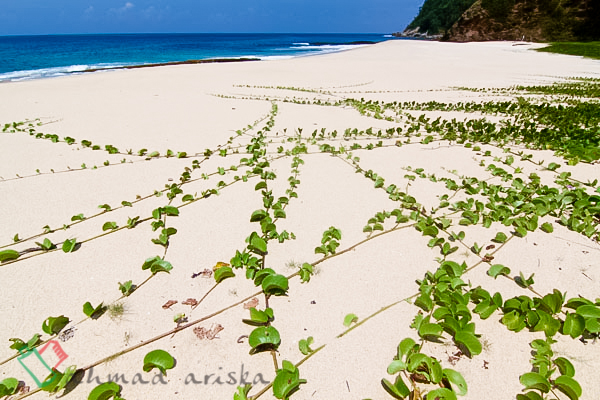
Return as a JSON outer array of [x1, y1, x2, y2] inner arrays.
[[289, 44, 369, 54], [258, 55, 295, 61], [0, 63, 125, 82]]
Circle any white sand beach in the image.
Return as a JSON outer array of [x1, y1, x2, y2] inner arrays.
[[0, 40, 599, 400]]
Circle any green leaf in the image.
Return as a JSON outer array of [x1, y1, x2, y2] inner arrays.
[[0, 378, 19, 397], [520, 372, 551, 393], [55, 365, 77, 392], [575, 305, 600, 319], [142, 256, 161, 270], [502, 310, 527, 332], [487, 264, 511, 278], [71, 214, 85, 221], [443, 368, 467, 396], [454, 331, 482, 357], [254, 181, 268, 191], [299, 263, 313, 283], [516, 272, 535, 288], [273, 209, 286, 219], [381, 375, 411, 399], [250, 236, 267, 256], [398, 338, 418, 360], [8, 338, 25, 352], [547, 162, 560, 171], [262, 274, 289, 296], [102, 221, 118, 231], [563, 313, 585, 339], [514, 226, 528, 238], [418, 322, 443, 340], [98, 204, 111, 212], [248, 326, 281, 353], [182, 194, 195, 202], [541, 290, 564, 314], [272, 361, 306, 399], [40, 368, 63, 392], [27, 333, 42, 349], [540, 222, 554, 233], [143, 349, 175, 376], [422, 226, 439, 237], [343, 313, 358, 327], [473, 300, 498, 320], [426, 388, 457, 400], [429, 358, 443, 384], [0, 249, 20, 262], [516, 392, 544, 400], [492, 232, 508, 243], [234, 384, 252, 400], [554, 375, 582, 400], [298, 336, 314, 355], [42, 315, 70, 335], [428, 237, 444, 248], [250, 209, 268, 222], [554, 357, 575, 377], [62, 238, 78, 253], [10, 334, 42, 353], [163, 205, 179, 216], [253, 268, 275, 286], [119, 280, 134, 296], [83, 302, 105, 319], [141, 256, 173, 274], [407, 353, 433, 373], [415, 292, 433, 312], [87, 381, 122, 400], [564, 297, 594, 310], [440, 261, 464, 278], [36, 238, 56, 251], [585, 317, 600, 333], [386, 360, 407, 375], [214, 266, 235, 283]]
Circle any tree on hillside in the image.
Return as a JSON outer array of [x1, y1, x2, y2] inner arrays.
[[407, 0, 477, 34]]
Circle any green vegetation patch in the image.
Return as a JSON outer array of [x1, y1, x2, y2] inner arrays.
[[537, 42, 600, 60], [2, 77, 600, 400]]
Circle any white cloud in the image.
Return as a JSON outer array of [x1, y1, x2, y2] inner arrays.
[[109, 2, 135, 15]]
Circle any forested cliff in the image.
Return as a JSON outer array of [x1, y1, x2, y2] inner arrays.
[[404, 0, 600, 42]]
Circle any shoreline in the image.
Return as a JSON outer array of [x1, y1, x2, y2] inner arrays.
[[0, 58, 262, 84], [83, 57, 261, 72]]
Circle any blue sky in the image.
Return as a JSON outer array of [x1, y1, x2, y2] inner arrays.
[[0, 0, 423, 35]]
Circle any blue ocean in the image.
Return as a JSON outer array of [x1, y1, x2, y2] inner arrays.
[[0, 33, 400, 82]]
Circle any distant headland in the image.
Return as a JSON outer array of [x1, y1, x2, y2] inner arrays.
[[394, 0, 600, 42]]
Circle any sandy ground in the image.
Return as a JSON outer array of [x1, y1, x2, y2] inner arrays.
[[0, 40, 599, 400]]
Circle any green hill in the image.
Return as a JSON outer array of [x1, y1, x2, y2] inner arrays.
[[404, 0, 600, 41], [406, 0, 477, 35]]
